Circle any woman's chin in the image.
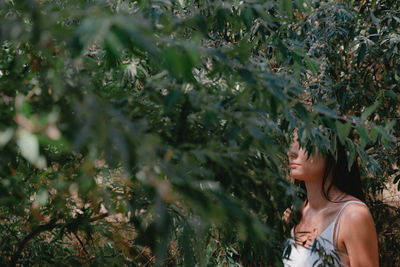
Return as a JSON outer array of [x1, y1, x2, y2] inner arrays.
[[290, 173, 306, 181], [290, 170, 301, 179]]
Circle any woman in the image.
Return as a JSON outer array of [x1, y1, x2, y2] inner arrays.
[[282, 135, 379, 267]]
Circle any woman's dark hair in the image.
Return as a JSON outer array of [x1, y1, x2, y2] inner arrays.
[[322, 140, 364, 202], [287, 137, 364, 231]]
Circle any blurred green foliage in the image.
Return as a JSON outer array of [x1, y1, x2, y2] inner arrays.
[[0, 0, 399, 266]]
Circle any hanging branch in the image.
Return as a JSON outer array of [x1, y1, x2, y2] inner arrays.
[[9, 219, 58, 267], [9, 212, 109, 267]]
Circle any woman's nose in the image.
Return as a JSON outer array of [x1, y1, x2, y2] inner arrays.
[[287, 150, 298, 159]]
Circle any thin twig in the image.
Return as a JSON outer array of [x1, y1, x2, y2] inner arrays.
[[8, 213, 109, 266], [9, 219, 58, 267]]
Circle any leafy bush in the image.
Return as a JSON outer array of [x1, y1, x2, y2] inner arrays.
[[0, 0, 398, 266]]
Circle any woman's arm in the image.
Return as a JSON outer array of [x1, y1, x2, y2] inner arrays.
[[338, 204, 379, 267]]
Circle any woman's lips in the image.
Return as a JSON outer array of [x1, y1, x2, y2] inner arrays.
[[289, 163, 299, 168]]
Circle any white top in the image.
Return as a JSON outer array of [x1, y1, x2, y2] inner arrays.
[[282, 200, 366, 267]]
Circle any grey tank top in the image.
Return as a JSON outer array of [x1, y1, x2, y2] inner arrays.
[[282, 200, 366, 267]]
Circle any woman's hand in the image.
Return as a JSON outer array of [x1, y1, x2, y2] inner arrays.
[[282, 207, 292, 224]]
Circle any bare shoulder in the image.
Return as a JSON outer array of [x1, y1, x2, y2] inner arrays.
[[339, 201, 377, 244], [341, 201, 373, 224], [337, 202, 379, 266]]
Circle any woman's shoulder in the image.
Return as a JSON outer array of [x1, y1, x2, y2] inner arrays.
[[339, 196, 369, 214], [339, 198, 374, 233], [341, 200, 372, 221], [337, 198, 379, 266]]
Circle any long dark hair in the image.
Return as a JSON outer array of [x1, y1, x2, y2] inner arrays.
[[287, 138, 364, 231], [322, 140, 364, 202]]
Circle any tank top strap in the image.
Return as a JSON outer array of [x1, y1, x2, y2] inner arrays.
[[333, 200, 366, 246]]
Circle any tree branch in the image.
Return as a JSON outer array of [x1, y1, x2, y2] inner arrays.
[[8, 213, 109, 266], [9, 219, 58, 267]]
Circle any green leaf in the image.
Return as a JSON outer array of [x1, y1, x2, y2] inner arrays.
[[104, 31, 122, 68], [346, 140, 356, 169], [375, 126, 393, 144], [0, 128, 14, 148], [241, 8, 254, 29], [356, 126, 368, 148], [294, 103, 310, 123], [335, 121, 351, 144], [282, 0, 293, 20], [370, 11, 380, 27], [238, 68, 257, 86], [312, 105, 337, 118], [195, 15, 208, 36], [37, 188, 49, 206], [361, 103, 379, 121], [357, 43, 367, 66], [370, 127, 379, 144], [17, 130, 39, 164], [17, 130, 47, 168], [304, 57, 320, 73], [22, 101, 32, 117], [384, 120, 396, 132], [162, 46, 195, 81], [386, 90, 397, 100], [202, 111, 217, 129], [181, 224, 195, 266], [164, 90, 183, 114], [216, 8, 230, 31]]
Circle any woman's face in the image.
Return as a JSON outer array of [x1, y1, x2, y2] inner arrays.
[[287, 138, 327, 182]]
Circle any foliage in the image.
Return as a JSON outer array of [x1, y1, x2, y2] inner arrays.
[[0, 0, 399, 266]]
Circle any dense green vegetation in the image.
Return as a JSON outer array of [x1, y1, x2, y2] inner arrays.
[[0, 0, 399, 266]]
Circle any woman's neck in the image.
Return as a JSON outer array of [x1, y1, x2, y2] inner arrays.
[[304, 175, 345, 210]]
